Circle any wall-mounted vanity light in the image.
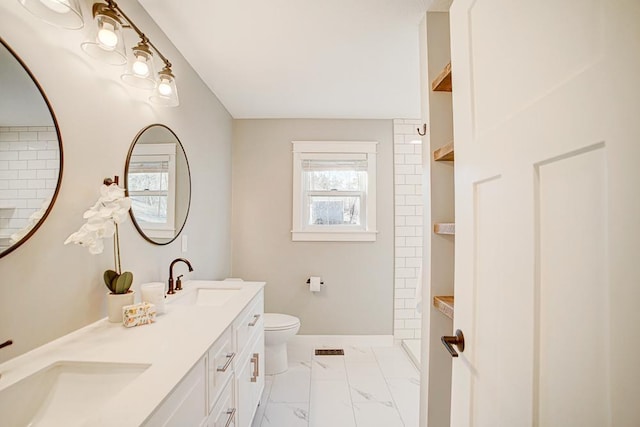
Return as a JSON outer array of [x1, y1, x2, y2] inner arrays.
[[80, 2, 126, 65], [18, 0, 84, 29], [18, 0, 179, 107], [149, 66, 178, 107], [121, 38, 156, 90]]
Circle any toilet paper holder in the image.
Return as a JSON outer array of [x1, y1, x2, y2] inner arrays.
[[306, 278, 324, 285]]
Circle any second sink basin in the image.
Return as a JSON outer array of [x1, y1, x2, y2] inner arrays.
[[169, 287, 241, 307], [0, 361, 150, 427]]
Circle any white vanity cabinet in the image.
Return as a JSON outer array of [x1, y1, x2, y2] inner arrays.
[[234, 292, 265, 427], [0, 282, 267, 427], [141, 357, 208, 427], [207, 326, 234, 410], [235, 329, 265, 427], [142, 289, 264, 427], [205, 378, 235, 427]]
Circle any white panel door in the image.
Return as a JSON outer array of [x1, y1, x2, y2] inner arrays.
[[449, 0, 640, 426]]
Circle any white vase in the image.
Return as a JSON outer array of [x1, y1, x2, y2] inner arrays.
[[107, 291, 135, 323]]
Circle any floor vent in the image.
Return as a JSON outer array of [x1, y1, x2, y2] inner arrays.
[[315, 349, 345, 356]]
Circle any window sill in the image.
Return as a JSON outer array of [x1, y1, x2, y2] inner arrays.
[[138, 227, 176, 239], [291, 230, 377, 242]]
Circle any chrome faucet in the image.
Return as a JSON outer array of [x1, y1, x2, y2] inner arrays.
[[167, 258, 193, 295]]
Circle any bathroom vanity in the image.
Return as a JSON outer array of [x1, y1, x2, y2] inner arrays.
[[0, 281, 265, 427]]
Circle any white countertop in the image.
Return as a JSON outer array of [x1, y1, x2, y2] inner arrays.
[[0, 280, 265, 427]]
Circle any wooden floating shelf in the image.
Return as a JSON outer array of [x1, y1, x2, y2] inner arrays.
[[434, 223, 455, 235], [431, 62, 452, 92], [433, 141, 454, 161], [433, 296, 454, 319]]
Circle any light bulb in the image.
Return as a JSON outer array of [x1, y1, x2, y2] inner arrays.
[[132, 56, 150, 77], [97, 21, 118, 49], [39, 0, 71, 14], [158, 79, 172, 96]]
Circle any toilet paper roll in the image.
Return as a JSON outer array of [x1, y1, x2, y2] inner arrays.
[[140, 282, 166, 314], [309, 276, 321, 292]]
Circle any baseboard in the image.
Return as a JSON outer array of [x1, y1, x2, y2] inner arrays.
[[290, 334, 394, 348]]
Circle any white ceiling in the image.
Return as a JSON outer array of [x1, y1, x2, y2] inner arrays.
[[138, 0, 431, 119]]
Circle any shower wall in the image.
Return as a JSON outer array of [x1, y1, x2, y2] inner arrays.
[[393, 118, 423, 339]]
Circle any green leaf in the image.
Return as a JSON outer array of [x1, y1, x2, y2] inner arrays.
[[104, 270, 118, 293], [113, 271, 133, 294]]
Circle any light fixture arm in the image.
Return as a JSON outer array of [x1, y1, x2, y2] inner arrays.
[[97, 0, 172, 69]]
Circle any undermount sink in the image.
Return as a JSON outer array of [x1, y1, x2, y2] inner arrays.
[[0, 361, 150, 427], [169, 287, 241, 307]]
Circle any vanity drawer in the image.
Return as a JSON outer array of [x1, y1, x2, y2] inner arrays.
[[205, 377, 235, 427], [142, 357, 207, 427], [234, 293, 264, 355], [208, 326, 234, 411]]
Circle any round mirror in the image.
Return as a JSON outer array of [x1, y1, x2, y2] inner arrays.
[[0, 38, 63, 258], [125, 124, 191, 245]]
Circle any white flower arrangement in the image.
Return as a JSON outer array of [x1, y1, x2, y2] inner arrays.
[[65, 182, 134, 294]]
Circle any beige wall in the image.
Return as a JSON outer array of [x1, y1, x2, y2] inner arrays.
[[232, 119, 394, 335], [0, 1, 233, 362]]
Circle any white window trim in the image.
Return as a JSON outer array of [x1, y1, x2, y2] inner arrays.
[[128, 143, 177, 239], [292, 140, 378, 242]]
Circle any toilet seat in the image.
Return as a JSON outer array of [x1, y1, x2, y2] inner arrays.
[[264, 313, 300, 331]]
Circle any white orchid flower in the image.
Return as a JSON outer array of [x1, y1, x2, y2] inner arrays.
[[64, 182, 132, 294], [87, 237, 104, 255], [82, 203, 101, 219], [111, 200, 132, 224], [99, 183, 126, 202], [86, 216, 116, 238], [64, 224, 104, 254], [64, 182, 131, 258], [85, 205, 113, 221]]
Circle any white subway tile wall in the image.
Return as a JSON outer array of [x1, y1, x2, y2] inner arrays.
[[393, 119, 423, 340], [0, 126, 59, 251]]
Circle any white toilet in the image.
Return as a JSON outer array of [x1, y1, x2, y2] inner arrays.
[[264, 313, 300, 375]]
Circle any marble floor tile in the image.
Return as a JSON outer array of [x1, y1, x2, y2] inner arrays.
[[252, 376, 274, 426], [309, 380, 357, 427], [311, 355, 347, 381], [261, 375, 274, 402], [353, 401, 405, 427], [269, 362, 311, 403], [287, 342, 315, 363], [349, 383, 395, 406], [253, 343, 419, 427], [345, 361, 394, 404], [373, 346, 420, 379], [261, 402, 310, 427], [345, 361, 385, 379], [343, 345, 377, 362], [387, 377, 421, 427]]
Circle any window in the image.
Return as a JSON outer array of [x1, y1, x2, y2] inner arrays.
[[128, 143, 176, 239], [292, 141, 377, 241]]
